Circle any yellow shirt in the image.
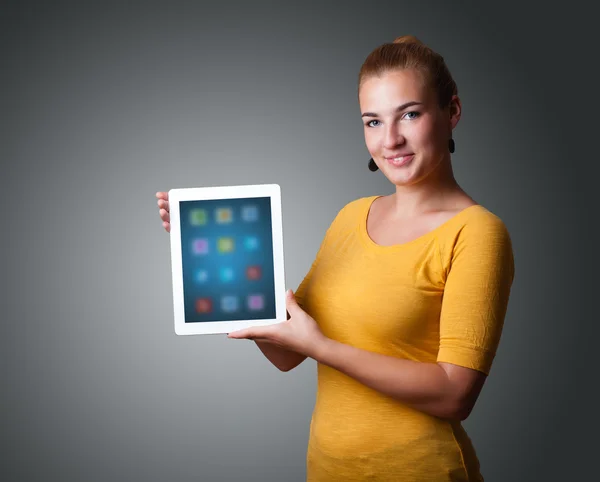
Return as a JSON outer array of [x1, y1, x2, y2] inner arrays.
[[295, 195, 515, 482]]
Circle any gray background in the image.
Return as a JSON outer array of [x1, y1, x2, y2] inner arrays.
[[1, 1, 595, 481]]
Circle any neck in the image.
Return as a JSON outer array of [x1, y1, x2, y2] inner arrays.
[[390, 157, 464, 218]]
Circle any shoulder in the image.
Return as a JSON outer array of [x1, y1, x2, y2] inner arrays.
[[335, 196, 376, 220], [441, 205, 512, 243], [438, 205, 515, 277], [322, 196, 375, 237]]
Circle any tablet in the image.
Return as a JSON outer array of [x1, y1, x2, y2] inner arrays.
[[168, 184, 287, 335]]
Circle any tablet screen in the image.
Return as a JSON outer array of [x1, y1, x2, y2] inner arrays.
[[179, 197, 276, 323]]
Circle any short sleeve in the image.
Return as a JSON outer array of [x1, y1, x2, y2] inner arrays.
[[437, 215, 515, 375]]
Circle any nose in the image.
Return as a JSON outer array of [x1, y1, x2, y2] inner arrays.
[[383, 123, 405, 150]]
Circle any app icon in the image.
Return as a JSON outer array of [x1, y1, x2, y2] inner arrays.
[[241, 205, 259, 222], [195, 269, 209, 283], [243, 236, 260, 251], [219, 267, 235, 283], [190, 209, 207, 226], [217, 237, 234, 253], [192, 238, 209, 255], [215, 207, 233, 224], [246, 265, 262, 280], [221, 295, 238, 313], [195, 297, 212, 313], [247, 294, 264, 311]]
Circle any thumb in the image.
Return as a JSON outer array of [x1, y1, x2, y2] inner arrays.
[[285, 289, 299, 311]]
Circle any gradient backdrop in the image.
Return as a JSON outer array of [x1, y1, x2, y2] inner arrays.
[[1, 1, 595, 481]]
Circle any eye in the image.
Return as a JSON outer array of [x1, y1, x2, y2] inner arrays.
[[365, 119, 381, 128], [404, 111, 420, 120]]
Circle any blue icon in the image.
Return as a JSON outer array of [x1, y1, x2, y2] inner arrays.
[[244, 236, 260, 251], [241, 205, 259, 222], [219, 267, 235, 283], [195, 269, 209, 283], [221, 295, 238, 313]]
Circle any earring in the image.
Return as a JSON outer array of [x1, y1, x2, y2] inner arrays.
[[449, 138, 455, 153], [368, 158, 379, 171]]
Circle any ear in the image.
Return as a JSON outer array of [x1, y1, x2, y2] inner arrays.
[[449, 94, 462, 130]]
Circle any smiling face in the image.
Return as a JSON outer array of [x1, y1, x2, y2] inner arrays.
[[359, 69, 460, 186]]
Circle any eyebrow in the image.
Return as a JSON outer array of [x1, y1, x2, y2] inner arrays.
[[361, 101, 423, 118]]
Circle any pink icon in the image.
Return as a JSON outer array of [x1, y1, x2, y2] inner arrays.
[[247, 294, 264, 311], [192, 238, 209, 255]]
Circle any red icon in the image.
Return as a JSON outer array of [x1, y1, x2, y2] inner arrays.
[[246, 265, 262, 280], [195, 298, 213, 313]]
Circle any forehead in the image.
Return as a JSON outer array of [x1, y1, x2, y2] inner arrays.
[[359, 69, 432, 112]]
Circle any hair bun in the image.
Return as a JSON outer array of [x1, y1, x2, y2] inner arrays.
[[392, 35, 424, 46]]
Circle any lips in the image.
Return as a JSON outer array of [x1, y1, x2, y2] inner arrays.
[[385, 154, 414, 167], [384, 153, 414, 160]]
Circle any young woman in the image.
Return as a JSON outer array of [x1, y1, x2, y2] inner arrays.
[[156, 35, 515, 481]]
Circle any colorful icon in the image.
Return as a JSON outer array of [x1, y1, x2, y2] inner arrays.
[[241, 205, 259, 222], [246, 265, 262, 280], [217, 237, 234, 253], [221, 295, 238, 313], [215, 207, 233, 224], [247, 294, 264, 311], [190, 209, 207, 226], [192, 238, 209, 255], [219, 267, 235, 283], [195, 269, 209, 283], [243, 236, 260, 251], [195, 297, 212, 313]]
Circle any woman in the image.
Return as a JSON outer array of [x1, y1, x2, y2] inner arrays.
[[156, 35, 514, 481]]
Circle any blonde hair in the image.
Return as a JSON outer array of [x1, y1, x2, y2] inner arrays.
[[358, 35, 458, 109]]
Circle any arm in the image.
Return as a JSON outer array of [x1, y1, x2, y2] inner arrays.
[[313, 340, 485, 420], [254, 210, 337, 372], [312, 214, 514, 421], [254, 341, 307, 372]]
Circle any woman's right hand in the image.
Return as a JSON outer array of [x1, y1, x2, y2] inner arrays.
[[155, 192, 171, 233]]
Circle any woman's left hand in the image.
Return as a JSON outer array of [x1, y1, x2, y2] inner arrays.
[[227, 289, 327, 359]]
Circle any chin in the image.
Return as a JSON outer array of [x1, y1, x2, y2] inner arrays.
[[386, 167, 424, 186]]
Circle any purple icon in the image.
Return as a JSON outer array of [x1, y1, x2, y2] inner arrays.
[[247, 294, 264, 311], [192, 238, 209, 255]]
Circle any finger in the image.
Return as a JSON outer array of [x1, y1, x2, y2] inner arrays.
[[159, 209, 170, 223], [285, 289, 300, 312], [157, 199, 170, 212], [155, 192, 169, 200], [227, 329, 253, 339], [229, 326, 272, 339], [163, 221, 171, 233]]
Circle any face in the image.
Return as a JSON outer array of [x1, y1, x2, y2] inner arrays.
[[359, 69, 460, 186]]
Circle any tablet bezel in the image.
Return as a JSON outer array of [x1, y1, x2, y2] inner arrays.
[[168, 184, 286, 335]]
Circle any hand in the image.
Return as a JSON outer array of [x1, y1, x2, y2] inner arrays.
[[227, 290, 328, 359], [155, 192, 171, 233]]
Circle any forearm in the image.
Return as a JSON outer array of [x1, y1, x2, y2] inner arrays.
[[313, 338, 462, 420], [255, 340, 307, 372]]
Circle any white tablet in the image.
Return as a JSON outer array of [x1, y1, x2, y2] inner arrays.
[[168, 184, 287, 335]]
